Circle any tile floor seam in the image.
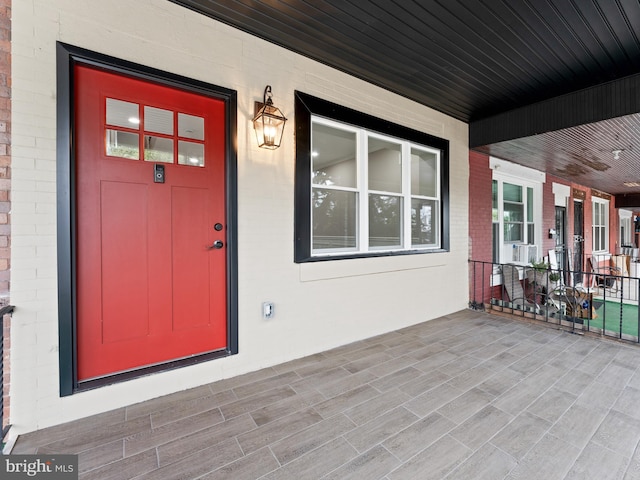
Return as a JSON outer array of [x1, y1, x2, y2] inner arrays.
[[265, 444, 283, 470], [573, 377, 624, 417], [194, 443, 278, 480], [516, 431, 580, 480], [76, 441, 129, 477], [487, 371, 562, 415], [321, 442, 399, 480], [487, 439, 521, 468], [520, 380, 591, 430], [556, 434, 596, 480], [386, 432, 469, 478], [385, 415, 459, 464], [232, 434, 246, 457], [483, 388, 570, 449], [441, 446, 517, 480], [622, 440, 640, 479], [274, 432, 353, 472], [585, 440, 633, 462], [375, 443, 404, 477], [153, 446, 159, 470], [555, 407, 609, 459], [124, 413, 225, 458], [431, 434, 478, 480], [588, 408, 640, 458]]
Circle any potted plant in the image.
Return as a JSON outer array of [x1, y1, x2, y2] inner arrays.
[[527, 259, 562, 294], [527, 259, 549, 284], [547, 272, 561, 292]]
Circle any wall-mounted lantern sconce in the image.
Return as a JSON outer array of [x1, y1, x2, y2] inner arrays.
[[252, 85, 287, 149]]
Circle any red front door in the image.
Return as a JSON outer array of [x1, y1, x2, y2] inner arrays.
[[75, 65, 228, 381]]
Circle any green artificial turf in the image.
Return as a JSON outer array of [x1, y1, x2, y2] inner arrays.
[[589, 300, 640, 337]]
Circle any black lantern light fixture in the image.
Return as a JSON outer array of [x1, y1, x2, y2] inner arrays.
[[252, 85, 287, 149]]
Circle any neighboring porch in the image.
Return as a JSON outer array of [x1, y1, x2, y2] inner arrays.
[[9, 309, 640, 480], [470, 258, 640, 344]]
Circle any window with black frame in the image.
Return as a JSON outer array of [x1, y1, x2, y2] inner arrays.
[[294, 91, 449, 263]]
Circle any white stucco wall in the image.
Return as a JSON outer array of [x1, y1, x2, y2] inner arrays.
[[9, 0, 469, 435]]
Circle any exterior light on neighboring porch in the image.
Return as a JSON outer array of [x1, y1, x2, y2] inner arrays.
[[253, 85, 287, 149]]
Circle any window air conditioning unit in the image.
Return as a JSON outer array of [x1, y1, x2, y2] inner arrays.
[[512, 244, 539, 264]]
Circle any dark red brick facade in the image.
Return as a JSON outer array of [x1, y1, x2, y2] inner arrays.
[[467, 151, 622, 305], [468, 150, 493, 263], [468, 151, 493, 306]]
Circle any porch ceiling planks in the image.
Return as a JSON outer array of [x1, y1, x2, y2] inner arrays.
[[169, 0, 640, 200]]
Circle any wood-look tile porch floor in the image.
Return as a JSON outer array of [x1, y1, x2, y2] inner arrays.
[[12, 309, 640, 479]]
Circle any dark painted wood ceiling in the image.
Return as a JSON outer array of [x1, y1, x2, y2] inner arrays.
[[170, 0, 640, 199]]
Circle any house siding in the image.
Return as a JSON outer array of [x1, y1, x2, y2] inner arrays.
[[0, 0, 9, 434], [9, 0, 469, 435]]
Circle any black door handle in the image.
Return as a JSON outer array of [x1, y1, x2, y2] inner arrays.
[[207, 240, 224, 250]]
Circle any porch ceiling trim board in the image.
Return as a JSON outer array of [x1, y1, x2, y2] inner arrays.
[[469, 72, 640, 148]]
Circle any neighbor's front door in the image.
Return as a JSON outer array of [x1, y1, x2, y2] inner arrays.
[[75, 64, 228, 381]]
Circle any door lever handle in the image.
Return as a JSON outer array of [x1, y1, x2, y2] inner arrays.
[[207, 240, 224, 250]]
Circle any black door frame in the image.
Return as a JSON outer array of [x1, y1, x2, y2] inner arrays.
[[56, 43, 239, 395], [573, 200, 585, 285]]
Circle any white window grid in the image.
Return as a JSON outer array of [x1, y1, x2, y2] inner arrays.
[[310, 116, 441, 256]]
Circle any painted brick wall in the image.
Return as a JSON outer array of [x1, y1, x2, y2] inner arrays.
[[10, 0, 470, 434], [0, 0, 9, 433]]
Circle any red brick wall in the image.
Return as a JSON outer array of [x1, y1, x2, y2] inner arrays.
[[541, 177, 557, 259], [468, 151, 493, 306], [610, 196, 619, 253], [0, 0, 10, 432], [468, 150, 492, 262]]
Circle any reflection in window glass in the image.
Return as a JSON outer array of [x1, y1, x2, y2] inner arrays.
[[106, 98, 139, 129], [144, 106, 173, 135], [503, 182, 522, 202], [178, 113, 204, 140], [143, 136, 173, 163], [411, 198, 438, 246], [312, 189, 357, 250], [526, 187, 535, 245], [369, 194, 402, 248], [312, 123, 357, 188], [504, 222, 523, 242], [178, 141, 205, 167], [492, 180, 498, 222], [299, 107, 447, 261], [411, 149, 437, 197], [526, 187, 533, 222], [106, 130, 139, 159], [504, 201, 524, 242], [369, 137, 402, 193], [593, 200, 608, 252], [503, 182, 523, 242], [504, 202, 524, 223]]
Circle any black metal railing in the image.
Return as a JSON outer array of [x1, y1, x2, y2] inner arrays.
[[469, 259, 640, 343], [1, 304, 14, 443]]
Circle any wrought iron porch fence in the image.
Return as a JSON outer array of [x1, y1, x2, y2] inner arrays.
[[469, 259, 640, 344]]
